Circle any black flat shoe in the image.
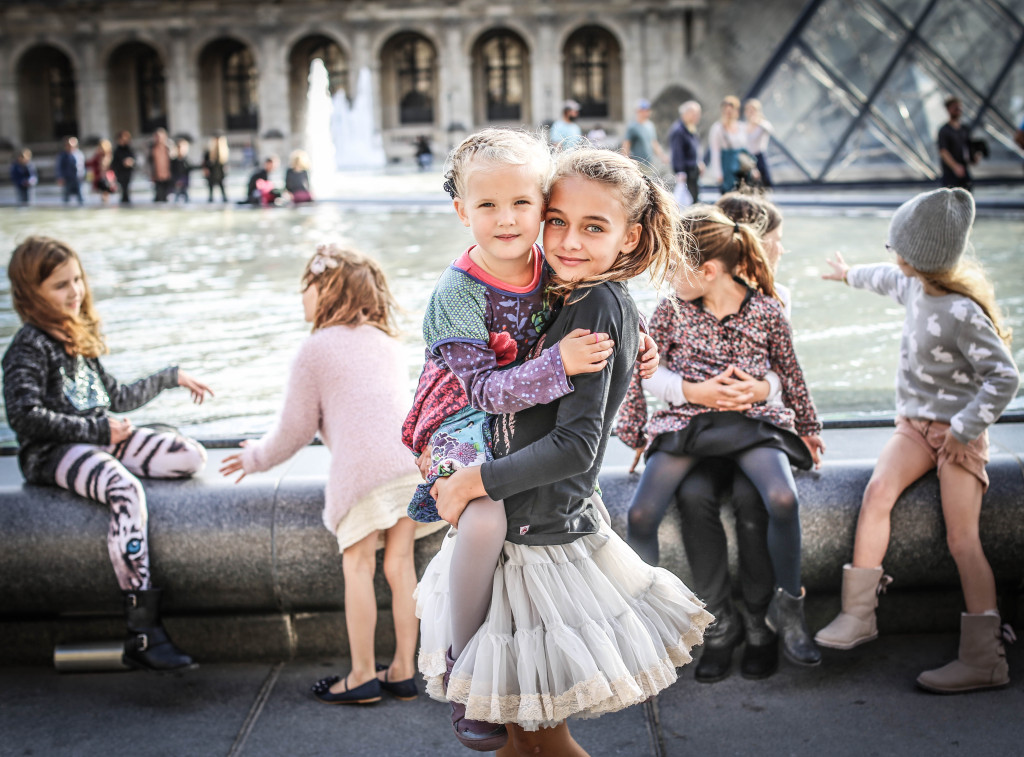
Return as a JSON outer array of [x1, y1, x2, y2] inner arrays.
[[375, 663, 418, 700], [311, 675, 382, 705]]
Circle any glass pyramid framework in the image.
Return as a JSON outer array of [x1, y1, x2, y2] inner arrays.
[[748, 0, 1024, 185]]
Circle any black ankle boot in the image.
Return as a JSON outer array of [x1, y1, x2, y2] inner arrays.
[[740, 608, 779, 679], [766, 587, 821, 667], [695, 603, 744, 683], [123, 589, 196, 672]]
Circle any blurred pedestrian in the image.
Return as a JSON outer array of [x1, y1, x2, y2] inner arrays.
[[86, 139, 116, 205], [55, 136, 85, 205], [744, 98, 774, 188], [414, 135, 433, 171], [285, 149, 313, 204], [938, 97, 977, 192], [202, 134, 229, 203], [10, 148, 38, 205], [549, 99, 583, 150], [112, 131, 136, 205], [621, 98, 668, 174], [171, 138, 193, 203], [668, 100, 704, 205], [148, 128, 173, 202]]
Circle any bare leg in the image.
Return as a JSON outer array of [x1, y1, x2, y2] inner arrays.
[[852, 434, 934, 568], [330, 530, 379, 694], [503, 722, 590, 756], [938, 463, 997, 613], [380, 517, 419, 682], [449, 496, 507, 658]]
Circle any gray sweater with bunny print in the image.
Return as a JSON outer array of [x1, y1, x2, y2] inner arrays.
[[847, 264, 1019, 443]]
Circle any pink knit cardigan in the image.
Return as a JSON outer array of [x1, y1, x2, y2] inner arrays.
[[240, 324, 418, 533]]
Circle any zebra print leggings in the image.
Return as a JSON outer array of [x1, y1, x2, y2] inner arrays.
[[53, 427, 207, 591]]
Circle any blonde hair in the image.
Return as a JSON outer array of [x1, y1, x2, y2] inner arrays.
[[208, 135, 229, 165], [443, 128, 553, 200], [721, 95, 740, 109], [915, 258, 1012, 346], [7, 236, 106, 357], [301, 244, 399, 337], [289, 149, 311, 171], [681, 205, 777, 300], [547, 148, 688, 302]]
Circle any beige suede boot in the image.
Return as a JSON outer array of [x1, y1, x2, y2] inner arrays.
[[814, 564, 892, 650], [916, 613, 1011, 694]]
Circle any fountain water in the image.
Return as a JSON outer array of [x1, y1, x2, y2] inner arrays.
[[330, 67, 387, 170], [305, 58, 337, 197]]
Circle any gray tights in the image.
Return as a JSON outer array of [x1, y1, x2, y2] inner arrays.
[[449, 496, 507, 658]]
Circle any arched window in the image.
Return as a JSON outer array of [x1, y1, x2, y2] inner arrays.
[[224, 45, 259, 131], [18, 46, 78, 140], [391, 34, 436, 124], [136, 48, 168, 134], [288, 35, 349, 138], [477, 31, 527, 122], [564, 26, 621, 120]]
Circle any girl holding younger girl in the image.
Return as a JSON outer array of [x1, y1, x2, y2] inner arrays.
[[405, 128, 649, 750], [421, 148, 712, 756], [616, 206, 825, 668], [3, 236, 211, 671], [220, 244, 446, 705], [817, 188, 1019, 693]]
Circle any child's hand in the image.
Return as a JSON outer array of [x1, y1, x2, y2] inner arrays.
[[178, 370, 214, 404], [219, 451, 248, 483], [416, 447, 432, 480], [940, 430, 971, 467], [637, 333, 660, 379], [683, 366, 767, 411], [560, 328, 615, 377], [802, 435, 826, 469], [822, 252, 850, 283], [430, 466, 486, 527], [108, 417, 133, 444]]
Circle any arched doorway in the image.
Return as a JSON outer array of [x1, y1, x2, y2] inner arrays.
[[563, 26, 622, 122], [107, 42, 167, 136], [288, 35, 348, 139], [472, 29, 530, 124], [17, 45, 78, 141], [198, 38, 259, 135], [380, 33, 437, 129]]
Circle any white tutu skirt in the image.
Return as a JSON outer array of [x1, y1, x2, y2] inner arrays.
[[416, 519, 713, 731]]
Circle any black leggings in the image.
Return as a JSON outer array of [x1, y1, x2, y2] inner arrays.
[[676, 459, 773, 612], [627, 445, 802, 595]]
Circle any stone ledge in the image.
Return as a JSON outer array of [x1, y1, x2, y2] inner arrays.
[[0, 425, 1021, 663]]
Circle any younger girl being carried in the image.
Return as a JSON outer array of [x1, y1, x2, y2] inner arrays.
[[2, 236, 211, 671], [220, 244, 446, 705], [817, 188, 1019, 693], [403, 128, 655, 749], [422, 147, 711, 756], [616, 206, 825, 668]]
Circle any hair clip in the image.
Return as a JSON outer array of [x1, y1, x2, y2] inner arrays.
[[309, 253, 340, 276], [733, 222, 740, 235], [442, 176, 457, 199]]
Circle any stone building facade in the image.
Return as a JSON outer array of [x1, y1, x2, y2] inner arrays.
[[0, 0, 803, 164]]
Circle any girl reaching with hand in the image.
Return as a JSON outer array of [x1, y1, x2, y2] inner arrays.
[[3, 236, 211, 671]]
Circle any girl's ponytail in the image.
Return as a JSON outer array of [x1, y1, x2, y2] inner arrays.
[[682, 206, 777, 301], [733, 222, 776, 300]]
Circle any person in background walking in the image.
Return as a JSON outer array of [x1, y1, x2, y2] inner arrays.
[[149, 128, 173, 203], [744, 99, 774, 189], [86, 139, 116, 205], [549, 99, 584, 150], [202, 133, 230, 203], [112, 131, 136, 206], [10, 148, 38, 205], [55, 136, 85, 205], [621, 99, 668, 174], [171, 138, 193, 203], [668, 100, 704, 205], [938, 97, 977, 192], [415, 135, 434, 171]]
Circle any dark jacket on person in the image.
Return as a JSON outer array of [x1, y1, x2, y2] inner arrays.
[[112, 144, 136, 181], [668, 119, 701, 173], [481, 281, 639, 545], [1, 324, 178, 485]]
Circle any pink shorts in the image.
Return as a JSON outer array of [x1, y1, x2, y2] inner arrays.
[[893, 416, 990, 491]]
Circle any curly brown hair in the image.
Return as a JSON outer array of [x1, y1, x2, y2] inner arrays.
[[301, 244, 400, 337], [7, 236, 106, 357]]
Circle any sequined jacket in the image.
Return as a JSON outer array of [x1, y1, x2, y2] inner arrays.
[[2, 324, 178, 484]]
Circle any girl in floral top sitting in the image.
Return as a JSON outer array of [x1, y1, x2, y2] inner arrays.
[[615, 205, 825, 668]]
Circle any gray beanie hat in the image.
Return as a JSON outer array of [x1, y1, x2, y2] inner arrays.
[[886, 187, 975, 273]]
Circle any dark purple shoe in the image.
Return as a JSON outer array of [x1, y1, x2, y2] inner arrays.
[[445, 647, 508, 751]]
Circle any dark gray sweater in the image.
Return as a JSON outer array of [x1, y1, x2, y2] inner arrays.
[[2, 323, 178, 484], [482, 280, 639, 545]]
